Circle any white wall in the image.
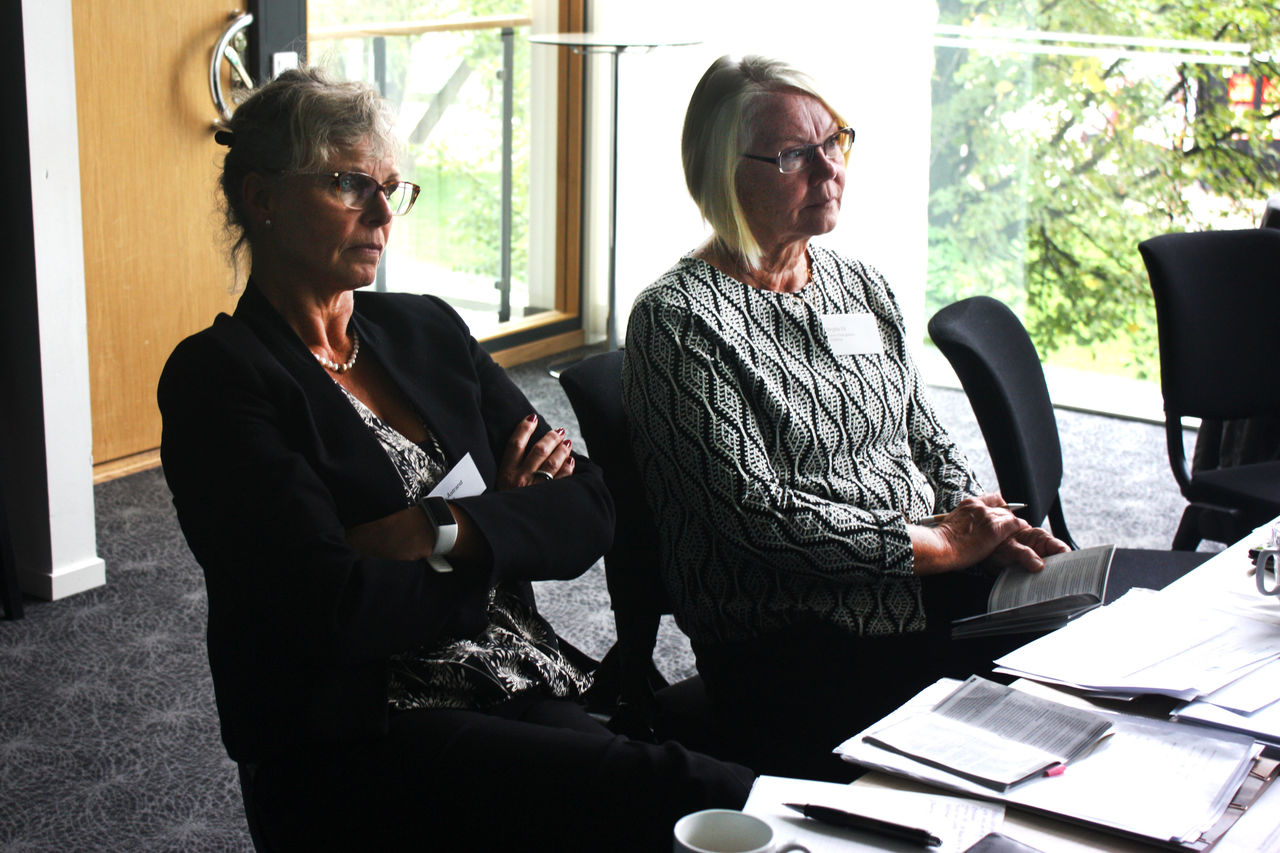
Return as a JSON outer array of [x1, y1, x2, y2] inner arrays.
[[13, 0, 106, 599], [585, 0, 939, 346]]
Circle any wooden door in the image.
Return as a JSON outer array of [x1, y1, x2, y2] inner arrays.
[[73, 0, 244, 480]]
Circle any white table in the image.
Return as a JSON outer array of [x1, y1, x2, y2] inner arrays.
[[528, 33, 701, 352], [1159, 517, 1280, 625], [849, 519, 1280, 851]]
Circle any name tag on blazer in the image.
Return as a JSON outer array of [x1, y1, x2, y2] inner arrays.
[[821, 313, 884, 356]]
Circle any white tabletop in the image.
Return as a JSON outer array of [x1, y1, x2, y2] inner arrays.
[[847, 520, 1280, 851], [527, 32, 702, 50], [1160, 517, 1280, 625]]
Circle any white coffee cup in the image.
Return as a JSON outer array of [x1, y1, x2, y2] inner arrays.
[[673, 809, 809, 853], [1255, 547, 1280, 597]]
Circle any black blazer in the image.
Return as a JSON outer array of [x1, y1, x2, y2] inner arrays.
[[158, 283, 613, 762]]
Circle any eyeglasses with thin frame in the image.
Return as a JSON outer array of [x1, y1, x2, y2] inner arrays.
[[303, 170, 422, 216], [742, 127, 855, 174]]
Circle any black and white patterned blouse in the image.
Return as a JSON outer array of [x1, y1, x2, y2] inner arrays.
[[338, 387, 592, 711], [621, 245, 982, 645]]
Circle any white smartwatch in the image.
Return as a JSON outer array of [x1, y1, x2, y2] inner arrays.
[[418, 495, 457, 573]]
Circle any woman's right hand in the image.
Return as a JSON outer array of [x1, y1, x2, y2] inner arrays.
[[495, 414, 575, 490]]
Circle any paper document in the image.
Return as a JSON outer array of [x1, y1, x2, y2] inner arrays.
[[1175, 695, 1280, 746], [744, 774, 1003, 853], [861, 676, 1113, 790], [994, 589, 1280, 700], [836, 679, 1264, 846], [1197, 657, 1280, 715]]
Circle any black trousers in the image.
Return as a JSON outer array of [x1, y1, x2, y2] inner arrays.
[[249, 694, 755, 852], [692, 572, 1025, 783]]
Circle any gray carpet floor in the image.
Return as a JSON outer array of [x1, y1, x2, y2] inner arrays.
[[0, 343, 1208, 851]]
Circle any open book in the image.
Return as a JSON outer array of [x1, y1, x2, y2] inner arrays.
[[860, 676, 1115, 791], [951, 544, 1115, 639]]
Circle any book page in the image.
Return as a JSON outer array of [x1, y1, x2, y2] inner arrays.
[[864, 714, 1061, 789], [933, 676, 1113, 759], [987, 544, 1115, 612], [861, 677, 1113, 790]]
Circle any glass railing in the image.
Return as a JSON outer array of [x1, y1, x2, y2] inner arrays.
[[308, 13, 545, 339]]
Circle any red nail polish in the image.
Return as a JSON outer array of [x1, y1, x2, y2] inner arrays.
[[526, 414, 537, 422], [562, 438, 572, 448], [555, 427, 566, 435]]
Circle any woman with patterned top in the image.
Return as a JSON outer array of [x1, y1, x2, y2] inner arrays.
[[159, 68, 752, 852], [622, 55, 1068, 782]]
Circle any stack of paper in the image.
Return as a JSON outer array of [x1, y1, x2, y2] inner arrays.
[[1174, 658, 1280, 745], [993, 589, 1280, 706], [836, 678, 1265, 849]]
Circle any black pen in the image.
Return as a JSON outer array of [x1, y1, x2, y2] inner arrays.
[[783, 803, 942, 847]]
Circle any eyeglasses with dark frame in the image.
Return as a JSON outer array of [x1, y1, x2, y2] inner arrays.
[[303, 170, 422, 216], [742, 127, 856, 174]]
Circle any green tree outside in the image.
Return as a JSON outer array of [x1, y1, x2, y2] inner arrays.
[[928, 1, 1280, 379]]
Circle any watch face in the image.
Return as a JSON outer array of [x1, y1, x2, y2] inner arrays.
[[421, 496, 455, 528]]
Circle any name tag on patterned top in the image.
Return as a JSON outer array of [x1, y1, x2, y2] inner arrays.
[[821, 313, 884, 356]]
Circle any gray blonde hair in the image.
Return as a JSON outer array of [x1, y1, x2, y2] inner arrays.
[[681, 55, 846, 268], [217, 66, 399, 263]]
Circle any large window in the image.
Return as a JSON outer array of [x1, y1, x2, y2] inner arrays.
[[927, 2, 1280, 386], [307, 1, 585, 358]]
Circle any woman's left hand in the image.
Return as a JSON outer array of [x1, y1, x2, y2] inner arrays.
[[346, 506, 434, 561], [496, 414, 575, 490], [989, 525, 1071, 573]]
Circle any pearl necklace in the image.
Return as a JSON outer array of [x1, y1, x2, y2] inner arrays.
[[314, 330, 360, 374]]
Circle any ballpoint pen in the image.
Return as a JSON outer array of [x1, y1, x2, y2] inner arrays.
[[913, 502, 1027, 528], [783, 803, 942, 847]]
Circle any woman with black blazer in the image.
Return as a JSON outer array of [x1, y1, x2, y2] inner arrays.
[[158, 67, 752, 852]]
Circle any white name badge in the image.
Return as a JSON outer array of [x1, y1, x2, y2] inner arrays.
[[428, 452, 486, 501], [821, 313, 884, 356]]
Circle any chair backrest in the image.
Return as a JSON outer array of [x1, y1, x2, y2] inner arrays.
[[0, 474, 21, 620], [1139, 229, 1280, 421], [559, 350, 675, 719], [927, 296, 1077, 547], [557, 350, 669, 619]]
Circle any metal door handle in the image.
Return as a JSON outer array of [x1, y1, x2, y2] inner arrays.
[[211, 11, 255, 123]]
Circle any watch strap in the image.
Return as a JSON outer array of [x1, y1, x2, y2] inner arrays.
[[417, 495, 458, 557]]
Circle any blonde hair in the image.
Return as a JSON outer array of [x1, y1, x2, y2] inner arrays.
[[681, 55, 846, 269]]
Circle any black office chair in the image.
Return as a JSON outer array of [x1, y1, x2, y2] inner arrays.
[[1139, 229, 1280, 550], [0, 482, 23, 619], [237, 763, 273, 852], [928, 296, 1210, 597], [558, 350, 715, 748]]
